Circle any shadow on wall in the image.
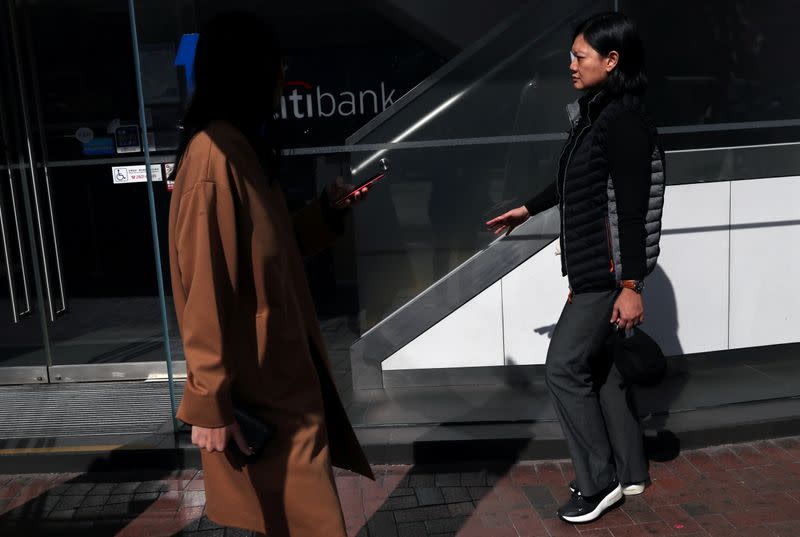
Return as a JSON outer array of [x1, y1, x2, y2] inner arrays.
[[635, 264, 686, 462], [642, 264, 682, 358]]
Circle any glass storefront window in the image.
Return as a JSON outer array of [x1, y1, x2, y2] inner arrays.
[[2, 0, 797, 439]]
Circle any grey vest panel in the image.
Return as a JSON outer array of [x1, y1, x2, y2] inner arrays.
[[606, 145, 665, 283]]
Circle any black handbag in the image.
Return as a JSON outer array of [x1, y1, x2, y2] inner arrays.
[[231, 404, 276, 461], [608, 326, 666, 386]]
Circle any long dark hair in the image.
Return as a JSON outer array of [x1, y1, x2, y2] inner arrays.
[[172, 12, 283, 179], [573, 12, 647, 96]]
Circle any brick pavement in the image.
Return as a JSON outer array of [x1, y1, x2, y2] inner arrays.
[[2, 436, 800, 536]]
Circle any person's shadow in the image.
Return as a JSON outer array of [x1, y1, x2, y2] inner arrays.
[[632, 264, 686, 462], [0, 437, 207, 537]]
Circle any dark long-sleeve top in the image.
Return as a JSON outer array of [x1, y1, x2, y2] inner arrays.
[[524, 110, 651, 280]]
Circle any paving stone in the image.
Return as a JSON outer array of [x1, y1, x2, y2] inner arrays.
[[46, 508, 76, 520], [73, 505, 104, 519], [434, 473, 460, 487], [222, 528, 254, 537], [132, 492, 161, 503], [28, 494, 61, 514], [80, 494, 109, 508], [467, 486, 491, 501], [192, 530, 225, 537], [441, 487, 471, 503], [486, 472, 505, 486], [65, 483, 95, 496], [522, 485, 558, 519], [415, 487, 445, 506], [137, 480, 172, 493], [394, 505, 451, 523], [408, 473, 435, 488], [398, 521, 428, 537], [447, 501, 475, 517], [681, 502, 712, 516], [390, 487, 416, 497], [459, 471, 487, 487], [198, 515, 224, 530], [425, 516, 468, 534], [112, 482, 141, 495], [54, 495, 84, 510], [88, 483, 116, 496], [367, 510, 398, 537], [183, 490, 207, 507], [47, 484, 72, 496], [378, 494, 419, 511], [106, 494, 134, 505], [101, 502, 134, 517]]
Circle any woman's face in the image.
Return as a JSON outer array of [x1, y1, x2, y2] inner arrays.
[[569, 33, 618, 91]]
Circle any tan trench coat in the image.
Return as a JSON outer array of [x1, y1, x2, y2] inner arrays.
[[168, 121, 373, 536]]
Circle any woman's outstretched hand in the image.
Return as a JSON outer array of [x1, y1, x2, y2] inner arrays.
[[486, 206, 530, 236]]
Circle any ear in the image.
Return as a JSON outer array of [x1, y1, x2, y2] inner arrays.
[[605, 50, 619, 72]]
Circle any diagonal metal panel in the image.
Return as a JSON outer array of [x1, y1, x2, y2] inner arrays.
[[351, 208, 559, 389]]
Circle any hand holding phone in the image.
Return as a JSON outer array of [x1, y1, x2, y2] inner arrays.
[[334, 157, 391, 207]]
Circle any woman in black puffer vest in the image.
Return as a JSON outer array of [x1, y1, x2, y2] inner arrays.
[[487, 12, 664, 524]]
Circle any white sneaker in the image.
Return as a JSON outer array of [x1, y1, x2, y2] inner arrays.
[[622, 482, 646, 496]]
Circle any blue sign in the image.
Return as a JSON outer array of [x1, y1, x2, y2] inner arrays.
[[175, 33, 199, 95], [81, 137, 115, 156]]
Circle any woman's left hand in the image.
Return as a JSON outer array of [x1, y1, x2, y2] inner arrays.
[[610, 289, 644, 331], [327, 176, 368, 210]]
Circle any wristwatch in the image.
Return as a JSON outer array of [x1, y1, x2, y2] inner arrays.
[[620, 280, 644, 294]]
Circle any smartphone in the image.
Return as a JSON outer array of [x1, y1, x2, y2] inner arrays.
[[335, 157, 390, 206]]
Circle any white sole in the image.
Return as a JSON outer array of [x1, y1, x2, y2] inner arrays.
[[623, 484, 645, 496], [560, 484, 623, 524], [570, 482, 645, 496]]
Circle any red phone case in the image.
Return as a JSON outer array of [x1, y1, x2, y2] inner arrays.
[[336, 171, 385, 205]]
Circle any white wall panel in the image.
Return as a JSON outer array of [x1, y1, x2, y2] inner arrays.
[[730, 176, 800, 348], [501, 240, 569, 365], [382, 282, 504, 370], [645, 182, 730, 355]]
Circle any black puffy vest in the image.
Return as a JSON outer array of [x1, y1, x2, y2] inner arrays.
[[557, 92, 665, 293]]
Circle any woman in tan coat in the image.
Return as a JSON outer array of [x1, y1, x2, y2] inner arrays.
[[168, 13, 373, 536]]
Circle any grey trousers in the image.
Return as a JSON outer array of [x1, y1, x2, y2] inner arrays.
[[545, 289, 649, 497]]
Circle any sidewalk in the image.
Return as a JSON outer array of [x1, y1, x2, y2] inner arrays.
[[1, 436, 800, 537]]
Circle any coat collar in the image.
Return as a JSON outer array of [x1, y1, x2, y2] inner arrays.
[[566, 90, 613, 128]]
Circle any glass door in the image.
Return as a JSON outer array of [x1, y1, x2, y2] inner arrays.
[[0, 0, 177, 385], [0, 0, 48, 384]]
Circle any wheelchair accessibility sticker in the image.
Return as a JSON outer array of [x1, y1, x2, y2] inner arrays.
[[111, 165, 163, 184]]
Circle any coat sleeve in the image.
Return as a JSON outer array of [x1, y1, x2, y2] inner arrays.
[[174, 180, 238, 428], [523, 181, 558, 217], [607, 111, 652, 280], [291, 190, 347, 258]]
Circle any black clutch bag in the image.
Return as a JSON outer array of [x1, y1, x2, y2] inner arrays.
[[231, 404, 276, 461]]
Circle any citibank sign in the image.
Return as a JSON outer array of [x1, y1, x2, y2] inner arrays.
[[279, 80, 397, 120], [176, 34, 398, 122]]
